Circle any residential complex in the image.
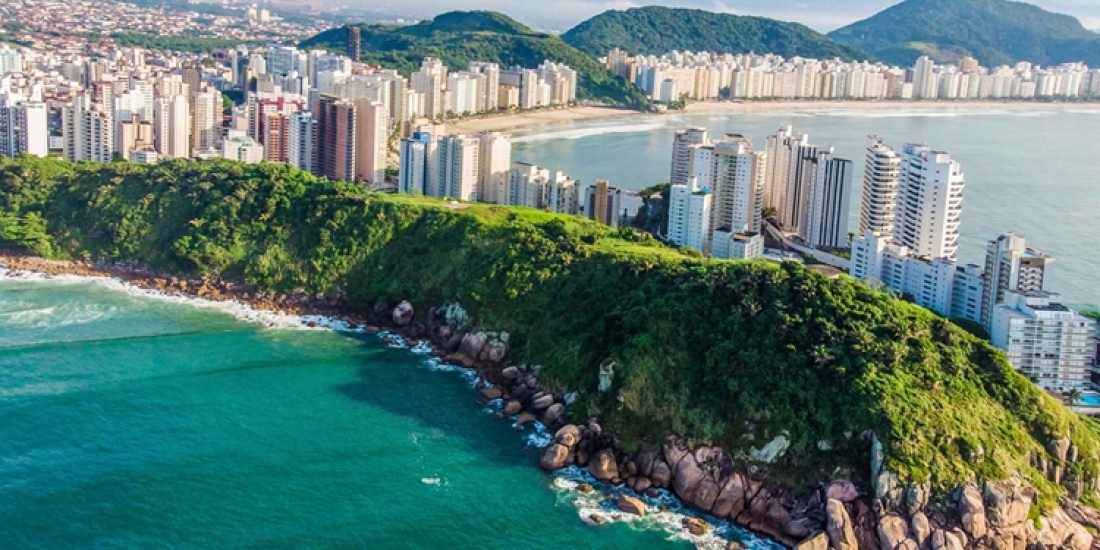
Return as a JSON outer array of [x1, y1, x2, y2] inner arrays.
[[991, 291, 1096, 392], [607, 48, 1100, 103], [762, 127, 853, 249]]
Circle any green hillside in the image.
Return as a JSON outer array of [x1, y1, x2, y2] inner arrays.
[[561, 6, 868, 61], [299, 11, 648, 108], [828, 0, 1100, 66], [2, 154, 1099, 500]]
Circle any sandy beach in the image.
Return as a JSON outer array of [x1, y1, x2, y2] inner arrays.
[[440, 100, 1100, 133]]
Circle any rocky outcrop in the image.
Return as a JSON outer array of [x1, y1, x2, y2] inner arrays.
[[958, 484, 988, 541], [826, 499, 859, 550], [392, 301, 414, 326], [794, 532, 829, 550], [589, 449, 619, 483], [1037, 508, 1093, 550], [617, 495, 646, 516]]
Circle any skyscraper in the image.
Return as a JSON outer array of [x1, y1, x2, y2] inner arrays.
[[586, 179, 622, 226], [670, 127, 709, 186], [858, 136, 901, 238], [411, 58, 447, 119], [699, 135, 765, 237], [477, 131, 511, 203], [436, 134, 480, 201], [345, 26, 361, 62], [63, 94, 114, 162], [801, 149, 853, 249], [354, 99, 388, 185], [991, 291, 1095, 392], [153, 94, 190, 159], [287, 111, 316, 173], [667, 177, 713, 253], [398, 132, 433, 195], [893, 143, 965, 260], [982, 233, 1054, 329], [315, 95, 357, 182], [191, 90, 222, 153], [0, 99, 48, 158]]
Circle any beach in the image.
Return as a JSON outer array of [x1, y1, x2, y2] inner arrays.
[[443, 100, 1100, 133]]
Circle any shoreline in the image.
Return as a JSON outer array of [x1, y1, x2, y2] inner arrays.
[[0, 253, 755, 549], [442, 100, 1100, 133]]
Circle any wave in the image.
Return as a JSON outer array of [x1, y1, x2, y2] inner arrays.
[[551, 466, 783, 550], [511, 121, 667, 144]]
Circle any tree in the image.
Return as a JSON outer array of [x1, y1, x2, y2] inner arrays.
[[1066, 388, 1084, 405]]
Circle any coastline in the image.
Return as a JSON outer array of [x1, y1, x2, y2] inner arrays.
[[441, 100, 1100, 133]]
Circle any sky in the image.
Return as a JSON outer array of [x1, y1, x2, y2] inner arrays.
[[355, 0, 1100, 32]]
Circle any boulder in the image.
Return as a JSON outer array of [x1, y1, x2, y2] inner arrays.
[[617, 495, 647, 517], [826, 499, 859, 550], [589, 449, 619, 482], [661, 435, 691, 472], [983, 479, 1032, 529], [575, 450, 589, 467], [501, 366, 520, 380], [794, 532, 829, 550], [480, 387, 502, 400], [554, 424, 581, 447], [877, 513, 914, 550], [540, 443, 571, 470], [637, 451, 659, 478], [826, 480, 861, 503], [930, 530, 964, 550], [909, 511, 932, 550], [712, 472, 749, 520], [692, 473, 722, 513], [634, 477, 652, 494], [958, 483, 988, 540], [683, 517, 709, 536], [503, 400, 522, 416], [392, 301, 414, 326], [1037, 508, 1093, 550], [516, 412, 536, 426], [672, 455, 706, 506], [650, 459, 672, 488], [541, 403, 565, 427], [577, 483, 594, 494], [785, 518, 820, 540], [531, 393, 554, 411], [460, 332, 488, 361]]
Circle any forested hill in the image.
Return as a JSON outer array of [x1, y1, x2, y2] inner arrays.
[[828, 0, 1100, 66], [299, 11, 649, 108], [1, 155, 1098, 509], [561, 6, 868, 61]]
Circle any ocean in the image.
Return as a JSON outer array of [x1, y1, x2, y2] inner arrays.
[[0, 274, 783, 550], [512, 107, 1100, 309]]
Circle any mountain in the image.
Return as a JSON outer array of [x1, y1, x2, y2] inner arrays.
[[561, 6, 868, 61], [299, 11, 648, 108], [828, 0, 1100, 66]]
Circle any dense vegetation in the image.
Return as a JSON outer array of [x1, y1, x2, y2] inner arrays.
[[299, 11, 649, 108], [561, 7, 868, 61], [828, 0, 1100, 66], [1, 155, 1098, 497]]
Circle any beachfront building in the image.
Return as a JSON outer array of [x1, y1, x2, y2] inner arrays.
[[398, 132, 433, 195], [991, 291, 1096, 392], [667, 177, 713, 253], [982, 232, 1054, 330], [893, 144, 965, 261], [0, 96, 48, 158], [801, 149, 853, 250], [436, 134, 481, 201], [670, 127, 709, 186], [858, 136, 901, 239], [586, 179, 622, 226]]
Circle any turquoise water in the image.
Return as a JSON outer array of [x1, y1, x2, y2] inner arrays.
[[512, 108, 1100, 309], [0, 276, 779, 549]]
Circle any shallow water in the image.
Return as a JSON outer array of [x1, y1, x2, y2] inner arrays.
[[0, 275, 782, 549]]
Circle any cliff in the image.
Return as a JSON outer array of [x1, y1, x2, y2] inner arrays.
[[2, 156, 1099, 548]]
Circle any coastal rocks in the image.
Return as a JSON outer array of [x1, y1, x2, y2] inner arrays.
[[392, 301, 414, 326], [711, 472, 749, 519], [877, 513, 915, 550], [650, 459, 672, 488], [1037, 508, 1093, 550], [503, 400, 522, 416], [541, 403, 565, 428], [480, 387, 502, 400], [683, 517, 709, 536], [909, 512, 931, 550], [930, 529, 965, 550], [672, 453, 707, 507], [827, 480, 861, 503], [617, 495, 647, 517], [958, 484, 988, 540], [826, 499, 860, 550], [589, 449, 619, 482], [540, 444, 571, 470], [531, 393, 554, 411], [794, 532, 829, 550]]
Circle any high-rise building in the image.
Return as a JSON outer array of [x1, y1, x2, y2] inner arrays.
[[115, 113, 154, 161], [345, 26, 362, 62], [436, 134, 480, 201], [763, 126, 805, 214], [667, 177, 713, 253], [63, 95, 114, 162], [670, 127, 709, 186], [398, 132, 433, 195], [693, 134, 765, 238], [477, 131, 511, 203], [893, 143, 965, 260], [287, 111, 316, 173], [801, 149, 853, 249], [858, 136, 901, 238], [981, 233, 1054, 329], [0, 99, 48, 158], [191, 89, 222, 153], [411, 58, 447, 119], [913, 56, 938, 99], [991, 291, 1096, 392], [354, 99, 388, 185], [222, 133, 265, 163], [468, 62, 501, 113], [153, 94, 190, 159], [315, 95, 357, 181], [586, 179, 622, 226]]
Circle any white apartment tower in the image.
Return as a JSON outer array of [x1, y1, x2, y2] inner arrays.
[[893, 143, 965, 260], [991, 291, 1096, 392], [63, 95, 114, 162], [436, 134, 480, 201], [691, 135, 765, 238], [667, 177, 713, 253], [858, 136, 901, 238], [411, 58, 447, 119], [222, 135, 265, 163], [192, 90, 222, 153], [670, 127, 709, 186], [477, 131, 511, 204], [287, 111, 316, 173], [0, 100, 48, 158], [153, 95, 191, 159], [468, 62, 501, 113], [982, 232, 1053, 329], [801, 149, 853, 249]]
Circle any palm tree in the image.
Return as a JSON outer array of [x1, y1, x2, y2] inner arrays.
[[1066, 388, 1084, 405]]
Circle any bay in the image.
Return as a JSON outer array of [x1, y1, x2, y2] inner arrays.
[[0, 276, 779, 549], [512, 107, 1100, 309]]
